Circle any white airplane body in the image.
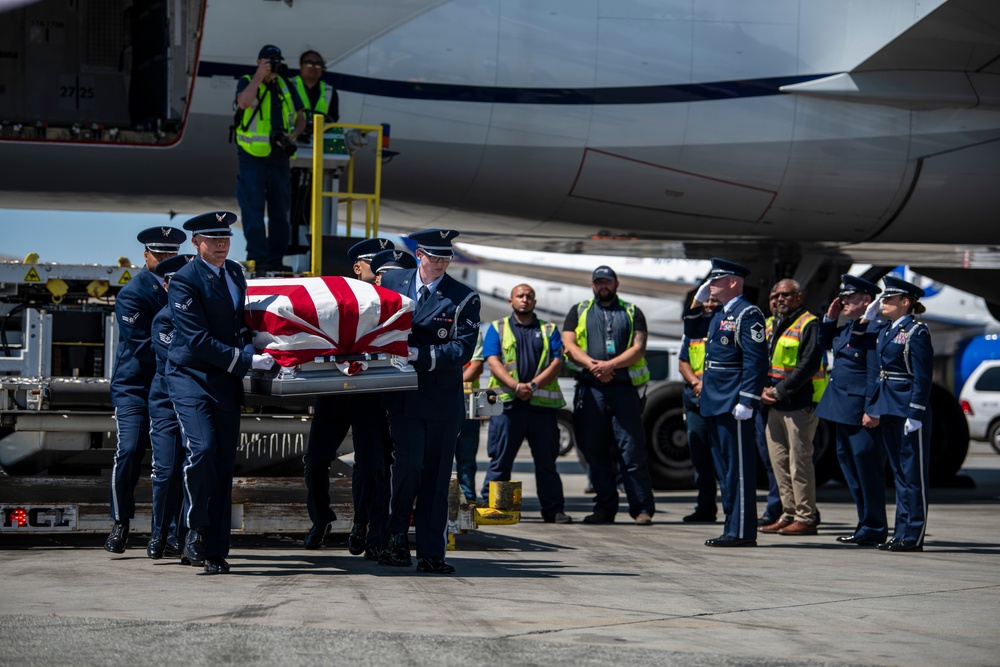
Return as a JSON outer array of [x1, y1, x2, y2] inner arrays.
[[1, 0, 998, 256]]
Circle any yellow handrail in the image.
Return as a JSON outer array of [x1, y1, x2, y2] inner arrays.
[[309, 116, 384, 276]]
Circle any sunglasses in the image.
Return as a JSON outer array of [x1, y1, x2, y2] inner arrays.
[[771, 291, 797, 299], [302, 61, 324, 69]]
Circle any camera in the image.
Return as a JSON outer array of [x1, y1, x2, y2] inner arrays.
[[268, 58, 288, 76], [272, 133, 297, 157]]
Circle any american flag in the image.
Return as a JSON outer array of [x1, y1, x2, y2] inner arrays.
[[244, 277, 413, 370]]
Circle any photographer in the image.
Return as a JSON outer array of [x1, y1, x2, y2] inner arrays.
[[235, 44, 305, 275]]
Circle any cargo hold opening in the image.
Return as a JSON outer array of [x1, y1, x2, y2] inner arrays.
[[0, 0, 205, 145]]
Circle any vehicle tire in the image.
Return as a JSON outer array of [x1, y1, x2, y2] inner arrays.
[[556, 410, 576, 457], [643, 387, 695, 490], [928, 383, 970, 484], [989, 420, 1000, 456]]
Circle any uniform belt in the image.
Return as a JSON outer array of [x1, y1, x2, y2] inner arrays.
[[879, 369, 912, 380], [705, 361, 742, 370]]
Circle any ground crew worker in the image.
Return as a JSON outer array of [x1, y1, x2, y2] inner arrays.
[[677, 295, 720, 523], [757, 291, 783, 527], [563, 266, 655, 526], [683, 258, 768, 547], [455, 333, 484, 503], [860, 275, 934, 552], [146, 254, 193, 560], [482, 284, 572, 524], [167, 211, 273, 574], [235, 44, 305, 273], [105, 225, 185, 554], [378, 229, 480, 574], [290, 50, 339, 126], [303, 238, 396, 558], [817, 274, 887, 546], [759, 279, 826, 537]]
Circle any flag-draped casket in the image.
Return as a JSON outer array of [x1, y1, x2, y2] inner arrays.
[[244, 277, 414, 376]]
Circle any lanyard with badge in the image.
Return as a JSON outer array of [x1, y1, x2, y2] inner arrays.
[[603, 307, 616, 356]]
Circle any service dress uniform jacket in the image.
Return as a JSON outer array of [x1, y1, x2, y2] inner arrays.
[[148, 305, 185, 543], [683, 295, 768, 541], [166, 258, 253, 559], [109, 267, 167, 523], [378, 269, 480, 559], [815, 318, 887, 542], [860, 314, 934, 546]]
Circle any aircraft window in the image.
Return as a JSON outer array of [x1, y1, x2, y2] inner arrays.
[[974, 367, 1000, 392]]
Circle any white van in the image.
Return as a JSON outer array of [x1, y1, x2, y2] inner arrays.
[[959, 359, 1000, 454]]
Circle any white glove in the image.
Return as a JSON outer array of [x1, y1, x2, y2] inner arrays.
[[407, 346, 419, 362], [732, 404, 753, 420], [863, 297, 883, 321], [345, 128, 368, 152], [904, 418, 922, 434], [694, 280, 712, 303], [251, 354, 275, 370]]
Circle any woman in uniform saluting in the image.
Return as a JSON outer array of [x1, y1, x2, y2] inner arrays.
[[859, 275, 933, 553]]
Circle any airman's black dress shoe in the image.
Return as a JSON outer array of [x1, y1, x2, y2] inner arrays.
[[877, 539, 922, 552], [683, 510, 718, 523], [837, 534, 881, 546], [203, 556, 231, 574], [705, 535, 757, 547], [364, 546, 383, 561], [348, 522, 367, 555], [582, 511, 615, 524], [304, 522, 330, 550], [164, 535, 181, 558], [147, 532, 167, 559], [183, 530, 206, 566], [104, 522, 129, 553], [416, 557, 455, 574], [379, 532, 412, 566]]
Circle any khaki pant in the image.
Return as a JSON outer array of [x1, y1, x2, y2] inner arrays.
[[766, 408, 819, 524]]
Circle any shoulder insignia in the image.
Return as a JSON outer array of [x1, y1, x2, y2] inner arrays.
[[158, 331, 173, 344], [121, 312, 140, 325], [174, 298, 192, 312], [750, 321, 765, 343]]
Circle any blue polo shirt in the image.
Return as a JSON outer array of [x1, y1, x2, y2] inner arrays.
[[483, 313, 562, 383]]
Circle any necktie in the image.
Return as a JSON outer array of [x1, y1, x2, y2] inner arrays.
[[219, 267, 227, 285], [418, 285, 430, 306]]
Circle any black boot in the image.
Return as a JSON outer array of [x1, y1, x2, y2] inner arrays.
[[147, 532, 167, 559], [104, 522, 129, 553], [348, 522, 367, 556], [379, 532, 411, 567]]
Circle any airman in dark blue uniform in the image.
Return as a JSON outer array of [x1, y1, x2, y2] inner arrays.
[[858, 276, 934, 552], [105, 225, 186, 554], [167, 212, 271, 574], [146, 254, 194, 559], [378, 229, 480, 574], [815, 274, 887, 546], [683, 258, 769, 547], [302, 238, 397, 560]]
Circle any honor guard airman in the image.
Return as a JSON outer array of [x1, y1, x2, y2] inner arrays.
[[683, 258, 769, 547], [167, 212, 273, 574], [371, 247, 417, 282], [105, 225, 185, 554], [859, 275, 934, 552], [816, 274, 887, 546], [303, 237, 397, 562], [146, 254, 193, 559], [378, 229, 480, 574]]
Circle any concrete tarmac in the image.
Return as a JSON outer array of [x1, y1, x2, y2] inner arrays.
[[2, 443, 999, 667]]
